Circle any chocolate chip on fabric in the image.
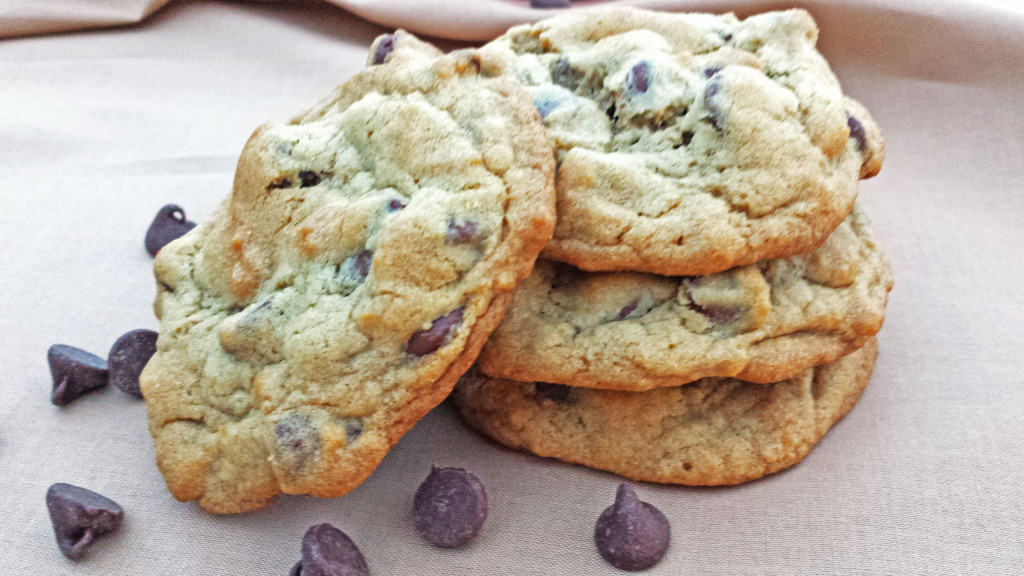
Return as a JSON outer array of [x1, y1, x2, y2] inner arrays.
[[107, 329, 157, 398], [847, 113, 868, 153], [293, 523, 369, 576], [594, 484, 670, 571], [406, 307, 464, 356], [371, 34, 396, 65], [534, 382, 572, 403], [144, 204, 196, 257], [626, 61, 651, 95], [46, 483, 124, 560], [47, 344, 108, 406], [531, 0, 570, 7], [413, 466, 488, 548]]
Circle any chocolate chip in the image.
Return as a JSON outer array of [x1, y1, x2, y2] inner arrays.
[[703, 66, 722, 79], [688, 302, 739, 325], [144, 204, 196, 257], [406, 307, 464, 356], [337, 250, 373, 294], [551, 57, 583, 90], [46, 483, 124, 560], [275, 414, 320, 471], [534, 382, 572, 403], [531, 0, 570, 7], [47, 344, 108, 406], [293, 523, 369, 576], [847, 113, 868, 153], [107, 329, 157, 399], [533, 88, 571, 120], [594, 484, 670, 571], [445, 219, 479, 244], [387, 198, 406, 212], [626, 61, 651, 95], [269, 177, 292, 190], [680, 130, 694, 147], [704, 78, 725, 131], [413, 466, 488, 548], [371, 34, 396, 66], [617, 300, 639, 320], [345, 419, 363, 444], [299, 171, 321, 188]]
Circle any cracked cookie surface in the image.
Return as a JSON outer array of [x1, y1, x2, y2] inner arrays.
[[470, 7, 884, 275], [478, 204, 891, 390], [454, 339, 877, 486], [140, 52, 555, 514]]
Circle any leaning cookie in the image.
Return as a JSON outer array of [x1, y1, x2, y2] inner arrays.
[[478, 204, 891, 390], [454, 339, 878, 486], [470, 7, 883, 275], [140, 52, 556, 514]]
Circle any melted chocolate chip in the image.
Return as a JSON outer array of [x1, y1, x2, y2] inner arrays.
[[298, 171, 321, 188], [617, 300, 639, 320], [531, 0, 570, 8], [445, 219, 479, 244], [413, 466, 488, 548], [47, 344, 108, 406], [275, 414, 320, 470], [46, 483, 124, 559], [847, 113, 868, 153], [269, 177, 292, 190], [534, 382, 572, 404], [626, 61, 651, 95], [688, 302, 739, 325], [144, 204, 196, 257], [107, 329, 157, 399], [703, 66, 722, 79], [295, 523, 370, 576], [704, 79, 725, 131], [371, 34, 396, 66], [387, 198, 407, 212], [351, 250, 372, 278], [594, 484, 670, 571], [407, 307, 464, 356], [680, 130, 694, 147], [551, 57, 584, 91], [337, 250, 373, 294]]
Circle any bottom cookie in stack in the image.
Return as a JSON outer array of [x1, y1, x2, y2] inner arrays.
[[452, 339, 877, 486]]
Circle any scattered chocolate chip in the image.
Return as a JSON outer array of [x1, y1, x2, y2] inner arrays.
[[345, 419, 363, 444], [594, 484, 670, 571], [413, 466, 488, 548], [406, 307, 464, 356], [293, 523, 370, 576], [298, 171, 321, 188], [387, 198, 407, 212], [46, 483, 124, 560], [704, 79, 725, 131], [688, 302, 739, 325], [371, 34, 396, 66], [534, 382, 572, 403], [144, 204, 196, 257], [445, 219, 479, 244], [47, 344, 108, 406], [551, 57, 583, 90], [269, 177, 292, 190], [531, 0, 570, 7], [275, 414, 320, 470], [847, 113, 868, 153], [107, 329, 157, 399], [617, 300, 639, 320], [626, 61, 651, 95]]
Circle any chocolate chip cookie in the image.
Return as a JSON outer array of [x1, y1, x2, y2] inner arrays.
[[454, 339, 878, 486], [140, 52, 556, 513], [471, 7, 884, 275], [478, 204, 891, 390]]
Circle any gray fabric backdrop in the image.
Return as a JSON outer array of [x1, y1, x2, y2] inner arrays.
[[1, 1, 1022, 573]]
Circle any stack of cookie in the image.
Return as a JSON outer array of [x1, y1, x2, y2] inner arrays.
[[446, 9, 893, 486], [139, 6, 890, 515]]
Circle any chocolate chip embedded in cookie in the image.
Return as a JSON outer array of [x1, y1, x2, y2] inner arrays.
[[454, 339, 879, 487], [478, 205, 892, 390], [140, 50, 555, 514], [468, 7, 884, 275]]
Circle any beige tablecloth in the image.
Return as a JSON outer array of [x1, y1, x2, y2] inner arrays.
[[1, 1, 1023, 574]]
